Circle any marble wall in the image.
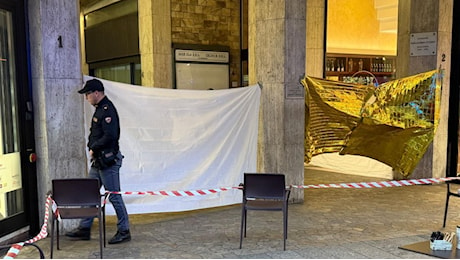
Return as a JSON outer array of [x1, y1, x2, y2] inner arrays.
[[28, 0, 86, 227], [170, 0, 241, 86], [306, 0, 325, 78], [397, 0, 453, 179], [249, 0, 306, 203], [138, 0, 172, 88]]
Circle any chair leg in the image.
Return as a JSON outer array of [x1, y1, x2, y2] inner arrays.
[[443, 187, 451, 228], [285, 203, 289, 240], [99, 214, 103, 259], [240, 206, 246, 249], [243, 210, 247, 238], [103, 207, 106, 247], [50, 219, 55, 259], [24, 243, 45, 259], [283, 207, 287, 251], [56, 220, 60, 250]]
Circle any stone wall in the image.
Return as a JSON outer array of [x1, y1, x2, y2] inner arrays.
[[171, 0, 241, 86], [29, 0, 86, 229]]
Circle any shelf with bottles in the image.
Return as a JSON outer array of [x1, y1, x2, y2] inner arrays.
[[325, 54, 396, 85]]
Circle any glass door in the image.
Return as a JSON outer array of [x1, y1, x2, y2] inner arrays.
[[0, 8, 24, 220], [0, 1, 38, 237]]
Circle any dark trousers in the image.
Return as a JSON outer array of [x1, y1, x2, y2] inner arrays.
[[80, 152, 130, 231]]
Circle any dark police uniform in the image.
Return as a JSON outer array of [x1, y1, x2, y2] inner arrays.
[[88, 96, 120, 161], [69, 78, 131, 244]]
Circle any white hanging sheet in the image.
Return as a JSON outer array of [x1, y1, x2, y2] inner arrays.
[[83, 76, 261, 214]]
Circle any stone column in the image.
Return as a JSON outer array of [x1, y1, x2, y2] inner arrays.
[[28, 0, 86, 226], [396, 0, 453, 179], [249, 0, 306, 203], [306, 0, 325, 78], [138, 0, 172, 88]]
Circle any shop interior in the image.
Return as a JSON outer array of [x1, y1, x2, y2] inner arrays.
[[309, 0, 399, 179], [326, 0, 397, 85]]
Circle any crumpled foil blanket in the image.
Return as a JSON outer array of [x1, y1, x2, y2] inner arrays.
[[302, 70, 442, 177]]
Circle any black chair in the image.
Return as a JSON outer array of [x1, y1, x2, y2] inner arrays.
[[240, 173, 291, 250], [50, 178, 105, 259], [443, 179, 460, 227]]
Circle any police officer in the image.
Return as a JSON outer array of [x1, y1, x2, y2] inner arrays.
[[66, 79, 131, 244]]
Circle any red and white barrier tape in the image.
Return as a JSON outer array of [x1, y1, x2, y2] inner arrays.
[[104, 177, 460, 197], [107, 187, 237, 196], [3, 195, 52, 259], [291, 177, 460, 189]]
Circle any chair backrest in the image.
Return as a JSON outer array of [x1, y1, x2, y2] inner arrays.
[[52, 178, 101, 206], [244, 173, 286, 199]]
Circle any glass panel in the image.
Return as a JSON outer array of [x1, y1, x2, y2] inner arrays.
[[85, 0, 138, 28], [0, 9, 24, 220], [94, 64, 131, 84], [326, 0, 398, 55], [0, 10, 19, 154], [133, 63, 141, 85], [325, 0, 398, 85]]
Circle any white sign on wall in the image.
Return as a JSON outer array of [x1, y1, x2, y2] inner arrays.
[[410, 32, 437, 56], [174, 48, 230, 90], [175, 49, 229, 63], [175, 63, 229, 90]]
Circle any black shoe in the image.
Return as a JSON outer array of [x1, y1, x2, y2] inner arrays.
[[108, 230, 131, 244], [65, 227, 91, 240]]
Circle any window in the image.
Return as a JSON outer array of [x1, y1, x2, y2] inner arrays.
[[0, 10, 19, 154], [94, 62, 141, 85]]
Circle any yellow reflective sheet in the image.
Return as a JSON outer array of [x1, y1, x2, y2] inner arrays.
[[302, 70, 442, 177]]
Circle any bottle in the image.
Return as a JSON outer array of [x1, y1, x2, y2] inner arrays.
[[358, 59, 363, 71], [348, 58, 353, 72]]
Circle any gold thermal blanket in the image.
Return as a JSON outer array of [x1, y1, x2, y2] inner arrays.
[[302, 70, 442, 177]]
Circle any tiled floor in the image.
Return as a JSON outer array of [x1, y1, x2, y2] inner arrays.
[[11, 165, 460, 258]]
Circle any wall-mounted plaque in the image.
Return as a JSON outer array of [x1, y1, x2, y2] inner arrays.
[[410, 32, 437, 57]]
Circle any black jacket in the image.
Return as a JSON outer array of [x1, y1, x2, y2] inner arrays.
[[88, 96, 120, 154]]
